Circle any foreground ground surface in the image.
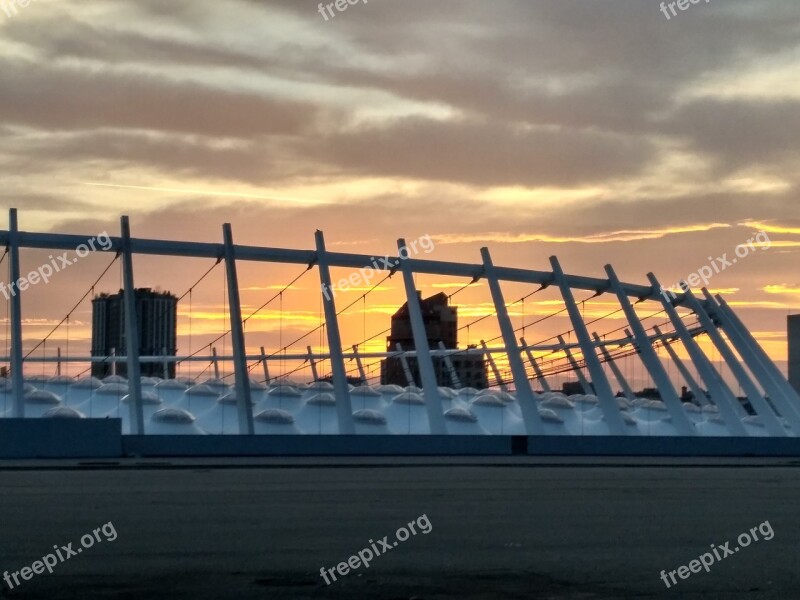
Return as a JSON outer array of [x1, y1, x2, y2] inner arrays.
[[0, 456, 798, 599]]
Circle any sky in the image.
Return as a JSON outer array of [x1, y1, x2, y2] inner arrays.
[[0, 0, 798, 386]]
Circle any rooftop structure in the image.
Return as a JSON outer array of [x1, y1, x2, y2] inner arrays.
[[0, 209, 798, 446]]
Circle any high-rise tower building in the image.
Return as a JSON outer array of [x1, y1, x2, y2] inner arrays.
[[380, 292, 488, 389], [91, 288, 178, 379]]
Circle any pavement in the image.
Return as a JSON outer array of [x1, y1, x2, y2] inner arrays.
[[0, 457, 798, 599]]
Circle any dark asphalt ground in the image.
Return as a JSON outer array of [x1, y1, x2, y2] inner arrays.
[[0, 457, 798, 599]]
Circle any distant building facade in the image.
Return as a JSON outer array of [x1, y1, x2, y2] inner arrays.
[[789, 315, 800, 394], [380, 292, 488, 389], [562, 381, 586, 396], [91, 288, 178, 379]]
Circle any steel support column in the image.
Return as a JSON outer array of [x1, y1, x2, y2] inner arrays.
[[647, 273, 747, 436], [314, 231, 355, 434], [222, 223, 254, 435], [397, 238, 445, 434], [438, 341, 461, 389], [481, 248, 543, 434], [211, 347, 220, 380], [681, 285, 784, 436], [520, 337, 551, 393], [557, 335, 591, 394], [480, 340, 508, 392], [161, 346, 169, 380], [652, 325, 708, 406], [120, 216, 145, 435], [7, 209, 24, 418], [352, 345, 368, 384], [307, 346, 319, 381], [592, 332, 635, 401], [395, 343, 416, 387], [260, 346, 270, 384], [551, 257, 626, 434], [714, 293, 800, 416], [703, 291, 800, 433], [605, 265, 695, 435]]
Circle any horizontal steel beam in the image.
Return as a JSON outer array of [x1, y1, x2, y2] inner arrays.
[[11, 327, 705, 365], [0, 226, 679, 301]]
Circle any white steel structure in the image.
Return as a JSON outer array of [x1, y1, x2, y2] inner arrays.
[[2, 208, 799, 439]]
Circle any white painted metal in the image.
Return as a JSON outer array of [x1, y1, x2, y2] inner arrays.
[[222, 222, 254, 435], [396, 238, 445, 434], [606, 265, 695, 436], [120, 216, 145, 435], [520, 337, 551, 393], [551, 257, 626, 434]]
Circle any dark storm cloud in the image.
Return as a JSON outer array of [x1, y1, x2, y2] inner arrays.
[[0, 0, 798, 213], [0, 57, 316, 138], [4, 129, 292, 183], [664, 98, 800, 171], [301, 116, 654, 187]]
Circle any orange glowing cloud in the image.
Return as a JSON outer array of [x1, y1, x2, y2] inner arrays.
[[433, 223, 732, 245]]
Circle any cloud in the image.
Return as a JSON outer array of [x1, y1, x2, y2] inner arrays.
[[665, 98, 800, 173], [0, 57, 317, 138], [0, 0, 798, 368], [302, 117, 655, 188], [434, 223, 733, 245], [764, 284, 800, 295], [741, 220, 800, 236]]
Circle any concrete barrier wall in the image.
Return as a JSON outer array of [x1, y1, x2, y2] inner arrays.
[[526, 436, 800, 456], [124, 435, 800, 457], [0, 419, 122, 458], [3, 424, 800, 459], [123, 435, 515, 457]]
